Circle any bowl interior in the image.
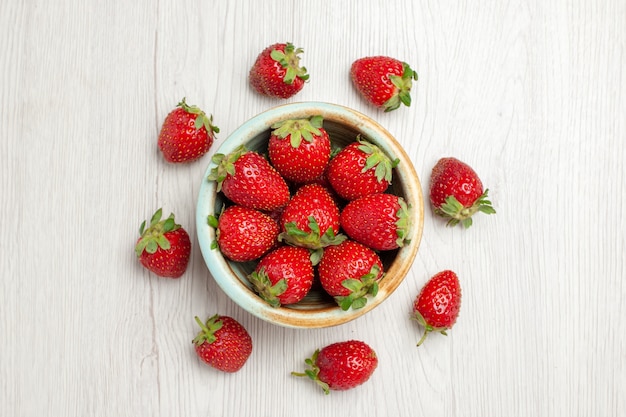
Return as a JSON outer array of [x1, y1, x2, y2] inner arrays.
[[196, 102, 424, 328]]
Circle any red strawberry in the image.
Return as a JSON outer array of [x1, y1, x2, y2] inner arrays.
[[135, 208, 191, 278], [193, 314, 253, 373], [340, 193, 411, 251], [292, 340, 378, 394], [208, 205, 279, 262], [412, 270, 462, 346], [429, 157, 496, 228], [249, 42, 309, 99], [350, 56, 418, 112], [326, 137, 398, 201], [208, 145, 290, 211], [279, 183, 345, 250], [301, 166, 344, 207], [268, 115, 331, 183], [157, 98, 219, 163], [247, 246, 315, 307], [318, 240, 384, 310]]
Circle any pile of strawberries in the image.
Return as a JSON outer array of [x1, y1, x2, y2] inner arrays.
[[207, 118, 410, 311], [134, 42, 496, 393]]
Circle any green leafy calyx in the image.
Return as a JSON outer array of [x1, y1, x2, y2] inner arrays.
[[271, 115, 323, 148], [270, 42, 309, 84], [278, 216, 346, 250], [207, 145, 248, 191], [334, 264, 383, 311], [394, 197, 412, 247], [192, 315, 224, 346], [411, 309, 449, 347], [134, 208, 181, 257], [291, 349, 330, 395], [247, 268, 288, 308], [356, 136, 399, 184], [435, 189, 496, 229], [207, 213, 220, 250], [177, 97, 220, 134], [383, 62, 418, 112]]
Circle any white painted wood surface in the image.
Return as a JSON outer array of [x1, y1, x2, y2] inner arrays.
[[1, 0, 624, 415]]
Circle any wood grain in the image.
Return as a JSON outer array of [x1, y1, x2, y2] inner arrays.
[[1, 0, 623, 416]]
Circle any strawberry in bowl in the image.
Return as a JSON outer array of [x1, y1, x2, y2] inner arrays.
[[196, 102, 424, 328]]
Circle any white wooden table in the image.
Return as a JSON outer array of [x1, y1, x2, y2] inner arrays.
[[1, 1, 624, 415]]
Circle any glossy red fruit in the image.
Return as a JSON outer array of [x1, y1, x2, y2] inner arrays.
[[318, 240, 384, 310], [292, 340, 378, 394], [279, 183, 345, 250], [158, 98, 219, 163], [193, 315, 253, 373], [412, 270, 462, 346], [208, 205, 279, 262], [268, 115, 331, 183], [249, 42, 309, 99], [208, 145, 290, 211], [350, 56, 418, 112], [135, 208, 191, 278], [247, 246, 315, 307], [340, 193, 411, 251], [429, 157, 496, 228], [326, 137, 398, 201]]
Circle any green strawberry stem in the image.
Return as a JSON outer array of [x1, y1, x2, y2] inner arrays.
[[207, 145, 248, 192], [383, 62, 418, 112], [356, 136, 399, 183], [135, 208, 181, 257], [192, 315, 223, 346], [435, 189, 496, 229], [395, 197, 411, 247], [334, 264, 382, 311], [271, 115, 323, 148], [247, 269, 288, 308], [177, 97, 220, 134], [412, 310, 448, 347], [270, 42, 309, 84], [207, 207, 226, 250], [207, 214, 219, 250], [291, 350, 330, 395], [278, 217, 346, 250]]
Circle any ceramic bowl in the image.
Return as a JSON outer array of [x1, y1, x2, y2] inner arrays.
[[196, 102, 424, 328]]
